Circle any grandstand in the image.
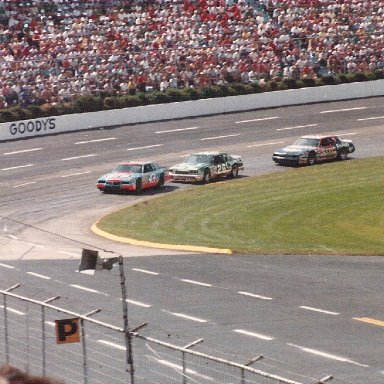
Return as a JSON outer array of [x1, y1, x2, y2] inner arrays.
[[0, 0, 383, 107]]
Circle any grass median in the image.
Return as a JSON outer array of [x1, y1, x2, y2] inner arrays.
[[96, 157, 384, 255]]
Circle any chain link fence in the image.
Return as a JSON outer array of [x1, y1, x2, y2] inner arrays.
[[0, 286, 328, 384]]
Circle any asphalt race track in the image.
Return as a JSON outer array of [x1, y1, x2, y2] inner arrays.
[[1, 97, 384, 383]]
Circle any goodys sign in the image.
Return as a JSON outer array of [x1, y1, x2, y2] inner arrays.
[[9, 117, 56, 138], [0, 110, 101, 141]]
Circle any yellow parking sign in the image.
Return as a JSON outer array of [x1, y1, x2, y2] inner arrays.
[[55, 318, 81, 344]]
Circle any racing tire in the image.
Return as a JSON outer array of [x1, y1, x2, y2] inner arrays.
[[307, 153, 316, 166], [230, 165, 239, 178], [203, 169, 211, 184], [135, 178, 143, 194], [157, 174, 165, 188], [337, 150, 348, 161]]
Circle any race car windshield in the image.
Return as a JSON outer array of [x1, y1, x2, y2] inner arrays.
[[294, 138, 320, 147], [185, 154, 212, 164], [114, 164, 142, 173]]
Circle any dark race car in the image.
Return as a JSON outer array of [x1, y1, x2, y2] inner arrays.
[[272, 135, 355, 166]]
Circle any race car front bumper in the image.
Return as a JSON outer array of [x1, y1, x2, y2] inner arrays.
[[169, 173, 203, 182]]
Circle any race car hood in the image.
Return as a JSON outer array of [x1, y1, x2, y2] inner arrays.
[[171, 162, 207, 171], [275, 144, 314, 154], [102, 171, 136, 180]]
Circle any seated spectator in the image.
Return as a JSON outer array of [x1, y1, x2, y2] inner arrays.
[[127, 77, 136, 95]]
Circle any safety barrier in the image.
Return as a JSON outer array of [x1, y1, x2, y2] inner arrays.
[[1, 80, 383, 142], [0, 286, 319, 384]]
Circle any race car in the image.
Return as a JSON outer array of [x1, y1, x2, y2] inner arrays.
[[272, 135, 355, 166], [96, 161, 168, 194], [169, 151, 244, 183]]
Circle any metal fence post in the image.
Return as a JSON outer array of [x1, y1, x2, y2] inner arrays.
[[3, 294, 9, 363], [182, 351, 187, 384], [81, 318, 88, 384], [25, 305, 30, 372], [41, 305, 47, 375], [41, 296, 60, 376], [3, 284, 20, 363], [181, 338, 204, 384], [118, 256, 135, 384], [80, 309, 101, 384], [241, 355, 264, 384]]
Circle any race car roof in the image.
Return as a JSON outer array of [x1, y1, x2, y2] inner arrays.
[[118, 161, 153, 165], [300, 135, 338, 139]]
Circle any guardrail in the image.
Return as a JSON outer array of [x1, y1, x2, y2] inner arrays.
[[1, 80, 383, 142]]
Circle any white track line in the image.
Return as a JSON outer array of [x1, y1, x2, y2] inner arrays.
[[155, 359, 214, 381], [125, 299, 152, 308], [276, 124, 318, 131], [45, 321, 55, 327], [126, 144, 163, 151], [13, 182, 36, 188], [61, 154, 96, 161], [201, 134, 240, 141], [0, 306, 25, 315], [300, 306, 339, 315], [2, 164, 34, 171], [287, 343, 369, 367], [235, 117, 279, 124], [233, 329, 274, 341], [98, 340, 125, 350], [163, 310, 208, 323], [27, 272, 51, 280], [75, 138, 116, 144], [132, 268, 159, 275], [320, 107, 367, 114], [180, 279, 212, 287], [4, 148, 42, 155], [238, 291, 273, 300], [156, 127, 199, 133], [70, 284, 104, 294], [0, 263, 14, 269], [357, 116, 384, 121]]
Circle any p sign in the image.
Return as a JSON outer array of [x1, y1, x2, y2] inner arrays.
[[55, 318, 81, 344]]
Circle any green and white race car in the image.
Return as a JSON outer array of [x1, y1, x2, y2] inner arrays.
[[169, 151, 244, 183]]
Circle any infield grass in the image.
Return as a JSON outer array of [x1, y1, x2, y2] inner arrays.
[[97, 157, 384, 255]]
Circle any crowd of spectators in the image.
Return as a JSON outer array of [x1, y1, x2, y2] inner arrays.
[[0, 0, 383, 108]]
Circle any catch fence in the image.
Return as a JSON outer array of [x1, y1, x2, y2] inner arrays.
[[0, 287, 339, 384]]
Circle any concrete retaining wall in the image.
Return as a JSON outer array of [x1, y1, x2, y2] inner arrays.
[[1, 80, 383, 142]]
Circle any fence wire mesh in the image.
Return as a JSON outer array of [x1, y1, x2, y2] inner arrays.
[[0, 289, 354, 384]]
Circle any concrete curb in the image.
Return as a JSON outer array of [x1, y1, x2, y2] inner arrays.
[[91, 221, 233, 254]]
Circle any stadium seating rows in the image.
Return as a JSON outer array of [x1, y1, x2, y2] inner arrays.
[[0, 0, 383, 107]]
